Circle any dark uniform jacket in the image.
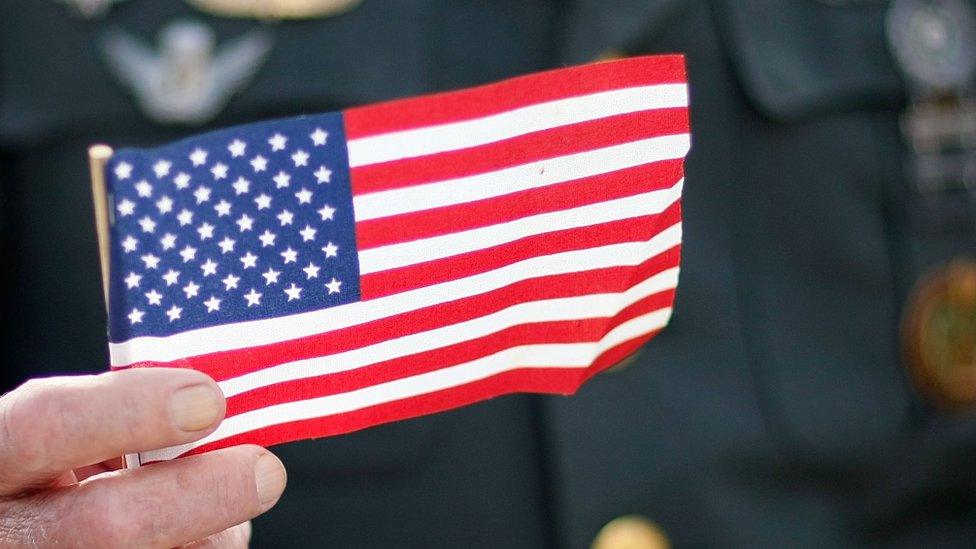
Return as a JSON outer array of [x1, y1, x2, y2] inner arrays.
[[2, 1, 975, 547]]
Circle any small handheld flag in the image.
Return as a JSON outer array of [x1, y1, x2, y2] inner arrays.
[[93, 55, 690, 463]]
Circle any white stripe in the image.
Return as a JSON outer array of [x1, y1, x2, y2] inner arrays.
[[346, 84, 688, 167], [142, 307, 672, 461], [359, 179, 683, 274], [220, 267, 678, 398], [353, 133, 690, 221], [109, 223, 682, 365]]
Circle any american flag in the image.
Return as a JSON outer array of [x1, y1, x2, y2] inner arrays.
[[104, 55, 690, 463]]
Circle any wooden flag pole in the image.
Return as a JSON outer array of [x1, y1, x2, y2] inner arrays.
[[88, 144, 114, 306], [88, 144, 141, 469]]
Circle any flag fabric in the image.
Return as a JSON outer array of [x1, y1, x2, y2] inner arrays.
[[103, 55, 690, 463]]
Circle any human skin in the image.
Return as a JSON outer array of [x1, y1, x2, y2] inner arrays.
[[0, 368, 286, 547]]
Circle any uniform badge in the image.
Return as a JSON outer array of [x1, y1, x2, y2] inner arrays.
[[57, 0, 129, 18], [99, 20, 272, 125], [886, 0, 976, 92], [184, 0, 362, 20], [903, 258, 976, 410]]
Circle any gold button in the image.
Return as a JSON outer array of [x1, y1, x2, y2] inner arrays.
[[903, 257, 976, 411], [592, 515, 670, 549]]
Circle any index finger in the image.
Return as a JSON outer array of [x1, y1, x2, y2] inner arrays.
[[0, 368, 225, 495]]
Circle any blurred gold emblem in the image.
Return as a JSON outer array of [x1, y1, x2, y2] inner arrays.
[[592, 515, 670, 549], [185, 0, 362, 20], [903, 257, 976, 410]]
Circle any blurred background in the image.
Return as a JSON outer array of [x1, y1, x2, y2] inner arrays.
[[1, 0, 975, 547]]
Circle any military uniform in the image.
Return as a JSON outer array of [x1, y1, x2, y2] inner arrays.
[[2, 1, 975, 547]]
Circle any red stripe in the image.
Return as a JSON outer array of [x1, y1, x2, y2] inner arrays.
[[360, 201, 682, 299], [356, 160, 684, 250], [174, 331, 657, 459], [130, 247, 679, 382], [343, 55, 686, 138], [350, 108, 689, 196], [224, 291, 673, 416]]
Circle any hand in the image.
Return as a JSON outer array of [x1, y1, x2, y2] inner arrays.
[[0, 368, 287, 547]]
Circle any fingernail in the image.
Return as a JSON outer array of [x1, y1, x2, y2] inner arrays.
[[254, 453, 287, 509], [169, 384, 223, 432]]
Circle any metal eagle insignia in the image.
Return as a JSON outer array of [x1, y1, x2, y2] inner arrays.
[[903, 258, 976, 411], [184, 0, 362, 20], [99, 20, 272, 125]]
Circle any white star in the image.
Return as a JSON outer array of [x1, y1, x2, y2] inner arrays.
[[214, 199, 232, 217], [122, 235, 139, 253], [210, 163, 228, 180], [197, 222, 215, 240], [138, 216, 156, 233], [127, 308, 144, 324], [310, 127, 329, 146], [254, 193, 272, 210], [116, 198, 136, 217], [179, 245, 197, 263], [162, 269, 180, 286], [114, 162, 133, 180], [152, 159, 172, 178], [177, 209, 194, 227], [313, 165, 332, 184], [232, 176, 250, 195], [268, 133, 288, 151], [182, 280, 200, 299], [218, 236, 236, 254], [250, 155, 268, 173], [280, 247, 298, 264], [236, 214, 254, 232], [204, 296, 222, 312], [228, 139, 247, 158], [322, 241, 338, 258], [262, 267, 281, 285], [193, 185, 211, 204], [284, 283, 302, 301], [222, 273, 240, 290], [160, 232, 177, 250], [141, 253, 161, 269], [240, 252, 258, 269], [299, 225, 317, 242], [189, 148, 208, 167], [244, 288, 262, 307], [325, 277, 342, 294], [173, 172, 191, 190], [317, 204, 336, 221], [201, 258, 218, 277], [302, 262, 320, 279], [144, 289, 163, 306], [135, 180, 153, 198], [291, 149, 309, 167], [166, 305, 182, 322], [155, 195, 174, 214], [273, 171, 291, 189], [295, 188, 313, 204], [277, 209, 294, 226], [258, 229, 277, 248], [124, 271, 141, 289]]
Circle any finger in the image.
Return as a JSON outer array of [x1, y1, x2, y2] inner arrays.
[[182, 522, 252, 548], [1, 445, 285, 548], [0, 368, 225, 495]]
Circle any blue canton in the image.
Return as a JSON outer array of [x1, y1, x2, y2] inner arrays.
[[106, 113, 361, 342]]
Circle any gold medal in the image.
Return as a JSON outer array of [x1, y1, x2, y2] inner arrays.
[[903, 257, 976, 410], [184, 0, 362, 20]]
